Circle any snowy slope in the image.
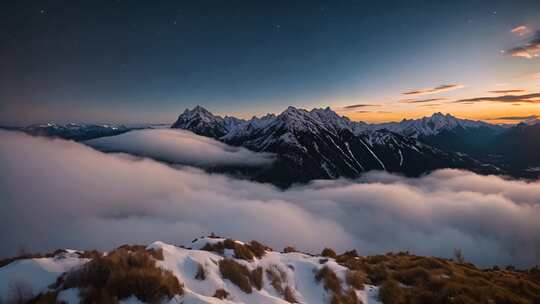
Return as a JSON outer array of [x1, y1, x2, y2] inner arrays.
[[0, 238, 381, 304], [0, 250, 88, 300]]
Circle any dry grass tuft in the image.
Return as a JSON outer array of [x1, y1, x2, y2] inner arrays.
[[248, 240, 268, 258], [315, 266, 342, 295], [201, 242, 225, 254], [61, 247, 182, 303], [378, 279, 403, 304], [283, 286, 298, 303], [201, 239, 268, 261], [322, 248, 337, 258], [213, 288, 229, 299], [283, 246, 297, 253], [337, 252, 540, 304], [195, 263, 207, 280], [331, 288, 360, 304], [233, 243, 255, 261], [266, 265, 286, 294], [219, 258, 252, 294], [250, 267, 264, 290], [346, 270, 366, 290]]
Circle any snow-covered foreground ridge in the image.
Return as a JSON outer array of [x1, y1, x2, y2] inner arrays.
[[0, 237, 379, 304], [1, 236, 539, 304]]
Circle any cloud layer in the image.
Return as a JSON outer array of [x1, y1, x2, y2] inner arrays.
[[1, 131, 540, 267], [85, 129, 275, 167]]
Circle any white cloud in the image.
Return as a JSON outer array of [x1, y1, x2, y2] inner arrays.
[[85, 129, 275, 167], [1, 131, 539, 267]]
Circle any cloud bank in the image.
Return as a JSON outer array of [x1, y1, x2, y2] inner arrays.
[[1, 131, 540, 267], [85, 129, 275, 167]]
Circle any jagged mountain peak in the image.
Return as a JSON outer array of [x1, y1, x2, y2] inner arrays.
[[180, 105, 220, 121], [172, 106, 230, 137]]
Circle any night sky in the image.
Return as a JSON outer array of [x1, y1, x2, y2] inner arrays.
[[1, 0, 539, 125]]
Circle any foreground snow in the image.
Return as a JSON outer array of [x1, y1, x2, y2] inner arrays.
[[0, 250, 88, 300], [0, 238, 381, 304]]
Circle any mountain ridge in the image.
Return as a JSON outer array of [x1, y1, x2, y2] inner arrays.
[[171, 106, 501, 186]]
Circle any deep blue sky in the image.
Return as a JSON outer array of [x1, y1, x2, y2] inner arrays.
[[1, 0, 539, 125]]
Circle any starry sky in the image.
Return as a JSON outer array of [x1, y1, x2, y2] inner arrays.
[[1, 0, 539, 125]]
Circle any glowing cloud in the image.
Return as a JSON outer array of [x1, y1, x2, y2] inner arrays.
[[506, 29, 540, 59], [511, 25, 531, 37]]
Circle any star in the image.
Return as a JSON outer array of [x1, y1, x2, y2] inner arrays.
[[40, 9, 46, 14]]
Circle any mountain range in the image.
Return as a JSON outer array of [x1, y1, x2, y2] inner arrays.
[[171, 106, 517, 186], [5, 106, 538, 186]]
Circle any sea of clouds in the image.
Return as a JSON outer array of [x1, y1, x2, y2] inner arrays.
[[85, 128, 275, 167], [1, 130, 539, 267]]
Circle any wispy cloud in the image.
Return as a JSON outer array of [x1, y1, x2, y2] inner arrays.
[[505, 29, 540, 59], [511, 25, 531, 37], [454, 92, 540, 104], [486, 115, 538, 121], [398, 98, 445, 103], [419, 103, 444, 107], [488, 89, 525, 94], [402, 84, 464, 96], [355, 110, 392, 114], [342, 104, 381, 110]]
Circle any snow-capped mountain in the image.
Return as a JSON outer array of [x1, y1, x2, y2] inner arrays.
[[171, 106, 498, 185], [17, 123, 138, 141], [171, 106, 245, 138], [369, 112, 501, 138]]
